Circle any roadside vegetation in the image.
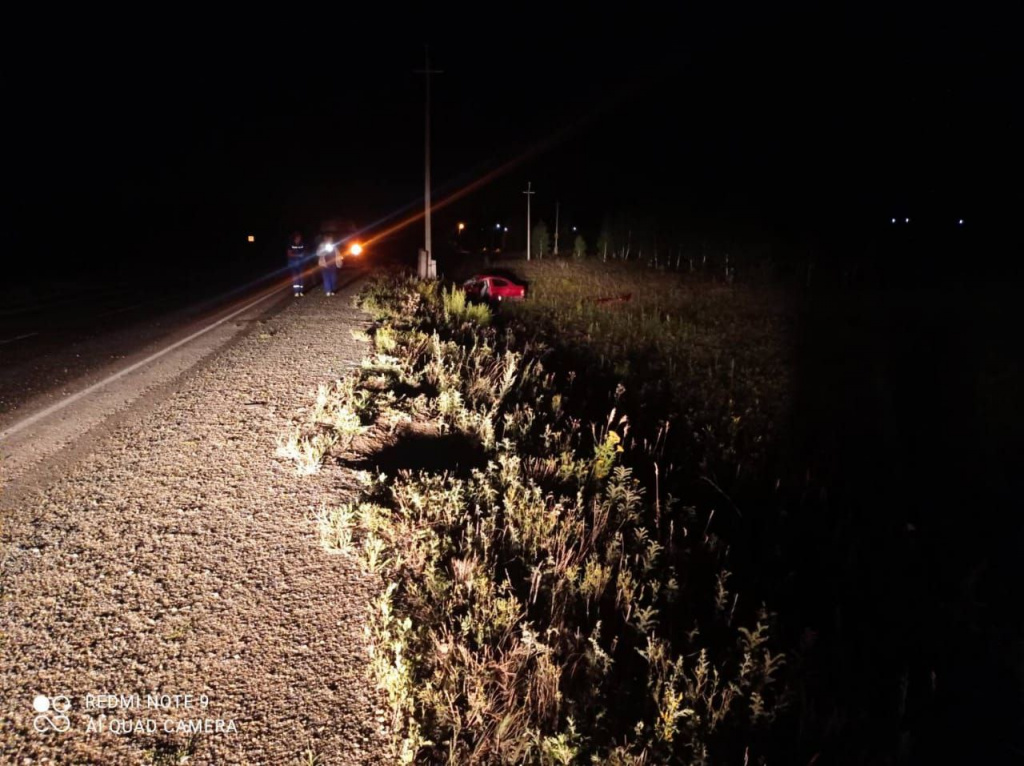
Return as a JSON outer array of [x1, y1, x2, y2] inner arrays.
[[279, 267, 787, 763], [281, 254, 1020, 763]]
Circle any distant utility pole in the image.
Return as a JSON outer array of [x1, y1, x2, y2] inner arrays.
[[524, 182, 535, 261], [553, 201, 560, 255], [415, 45, 443, 264]]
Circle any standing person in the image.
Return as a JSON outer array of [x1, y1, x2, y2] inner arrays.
[[287, 231, 307, 297], [318, 234, 339, 296]]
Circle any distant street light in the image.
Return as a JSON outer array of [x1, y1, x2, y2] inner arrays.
[[458, 222, 465, 231], [247, 235, 255, 242]]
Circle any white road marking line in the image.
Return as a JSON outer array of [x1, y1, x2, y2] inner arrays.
[[0, 332, 39, 346], [0, 287, 284, 442]]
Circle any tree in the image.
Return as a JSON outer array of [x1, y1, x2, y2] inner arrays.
[[597, 219, 612, 261], [531, 220, 550, 259], [572, 234, 587, 259]]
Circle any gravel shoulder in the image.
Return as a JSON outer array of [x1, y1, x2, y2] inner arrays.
[[1, 275, 386, 764]]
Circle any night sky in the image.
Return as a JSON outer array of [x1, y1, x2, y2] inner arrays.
[[3, 7, 1019, 283]]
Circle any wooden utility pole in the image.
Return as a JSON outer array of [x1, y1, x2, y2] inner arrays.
[[415, 46, 443, 270], [524, 182, 535, 261]]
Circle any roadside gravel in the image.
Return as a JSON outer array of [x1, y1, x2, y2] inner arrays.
[[1, 276, 387, 764]]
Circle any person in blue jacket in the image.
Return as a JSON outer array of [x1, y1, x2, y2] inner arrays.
[[287, 231, 307, 297], [318, 234, 340, 296]]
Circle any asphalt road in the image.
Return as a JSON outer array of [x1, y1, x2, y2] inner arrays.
[[0, 265, 291, 423]]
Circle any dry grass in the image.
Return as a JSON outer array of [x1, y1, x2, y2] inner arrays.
[[290, 271, 789, 763]]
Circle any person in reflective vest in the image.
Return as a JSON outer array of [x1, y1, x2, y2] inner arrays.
[[287, 232, 307, 297], [318, 235, 340, 296]]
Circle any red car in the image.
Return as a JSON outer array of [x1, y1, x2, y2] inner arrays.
[[462, 274, 526, 302]]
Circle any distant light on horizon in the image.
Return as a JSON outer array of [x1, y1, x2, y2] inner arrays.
[[891, 218, 896, 224], [905, 218, 910, 223], [247, 235, 255, 242], [958, 219, 964, 225], [496, 223, 502, 229]]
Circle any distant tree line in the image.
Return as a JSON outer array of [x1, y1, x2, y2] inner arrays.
[[523, 205, 1006, 289]]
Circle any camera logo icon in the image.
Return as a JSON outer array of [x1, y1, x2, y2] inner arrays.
[[33, 695, 71, 733]]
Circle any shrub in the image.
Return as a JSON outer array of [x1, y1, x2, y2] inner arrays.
[[442, 285, 492, 326]]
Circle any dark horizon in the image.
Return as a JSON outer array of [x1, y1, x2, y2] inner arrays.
[[3, 8, 1020, 287]]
